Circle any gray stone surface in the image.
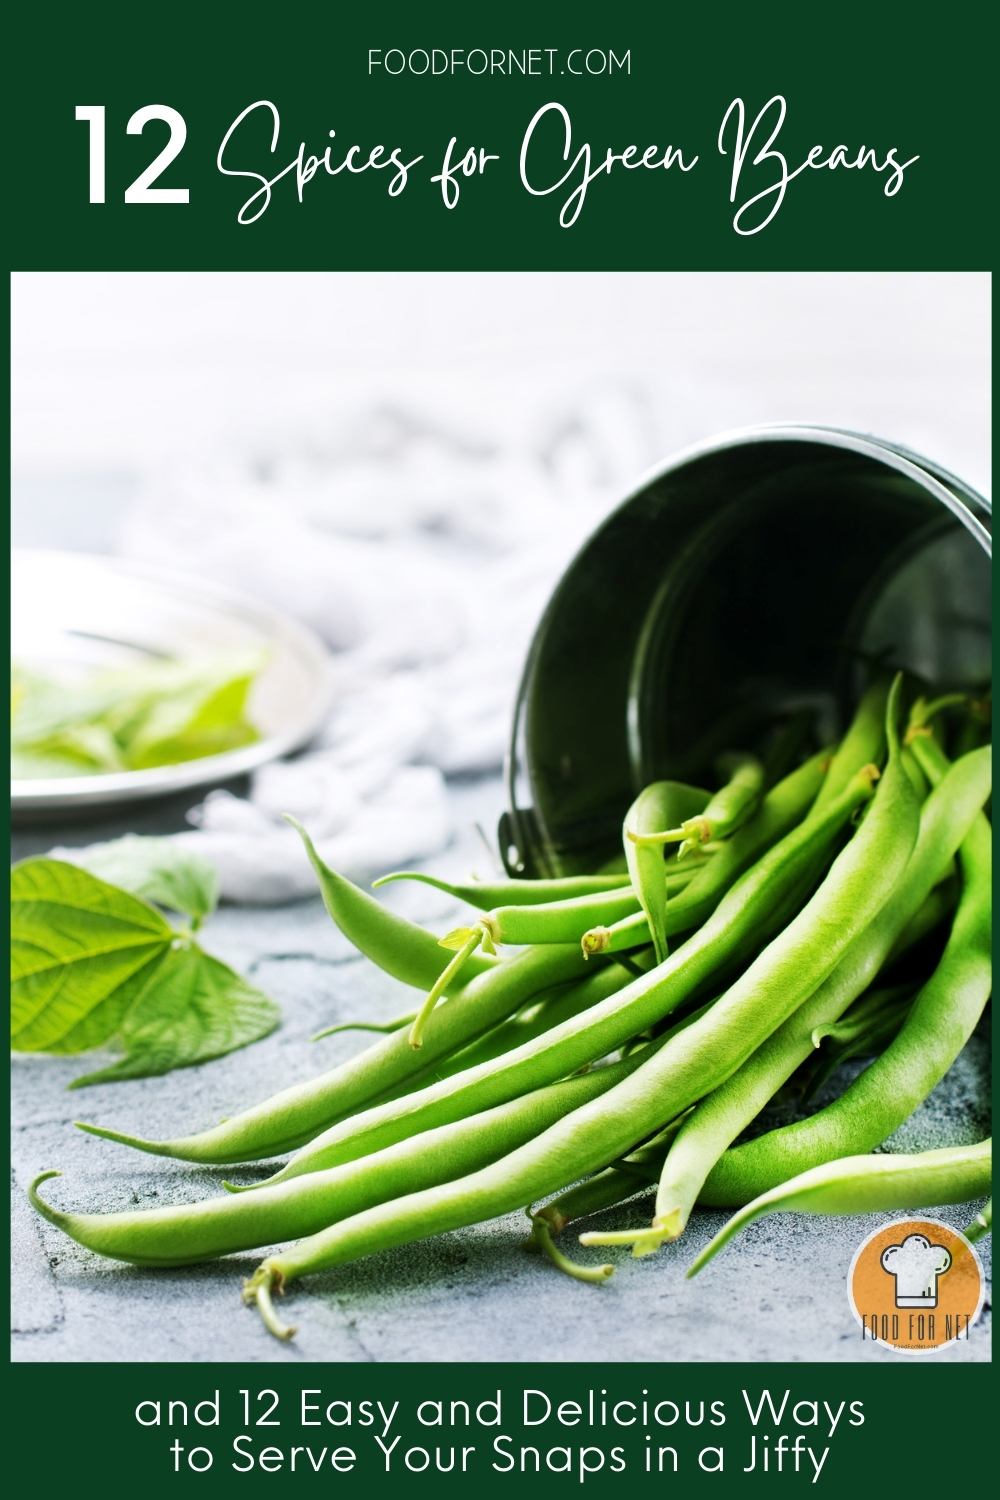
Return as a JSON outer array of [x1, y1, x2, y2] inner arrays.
[[11, 778, 991, 1364]]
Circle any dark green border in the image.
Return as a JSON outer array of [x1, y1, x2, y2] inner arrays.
[[4, 0, 994, 1484]]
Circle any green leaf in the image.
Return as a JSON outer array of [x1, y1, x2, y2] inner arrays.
[[11, 859, 174, 1053], [11, 722, 126, 777], [120, 656, 261, 768], [70, 836, 218, 926], [69, 943, 279, 1088], [10, 855, 278, 1085], [9, 654, 263, 779]]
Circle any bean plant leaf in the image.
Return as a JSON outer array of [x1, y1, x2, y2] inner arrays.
[[10, 855, 277, 1086], [11, 859, 174, 1053], [69, 944, 279, 1088], [68, 836, 219, 926]]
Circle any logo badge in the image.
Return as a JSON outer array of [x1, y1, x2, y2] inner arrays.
[[848, 1217, 985, 1354]]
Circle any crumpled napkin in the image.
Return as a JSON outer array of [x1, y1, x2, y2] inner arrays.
[[108, 383, 654, 901]]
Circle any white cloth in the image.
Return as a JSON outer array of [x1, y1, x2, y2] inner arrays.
[[112, 384, 654, 902]]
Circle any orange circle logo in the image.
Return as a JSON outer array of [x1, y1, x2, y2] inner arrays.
[[848, 1218, 985, 1355]]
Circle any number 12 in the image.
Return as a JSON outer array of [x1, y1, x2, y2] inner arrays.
[[75, 105, 190, 204]]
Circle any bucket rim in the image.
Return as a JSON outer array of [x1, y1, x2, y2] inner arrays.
[[502, 422, 991, 870]]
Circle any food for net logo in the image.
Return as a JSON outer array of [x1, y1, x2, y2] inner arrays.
[[848, 1218, 985, 1354]]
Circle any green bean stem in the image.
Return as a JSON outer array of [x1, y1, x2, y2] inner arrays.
[[372, 870, 637, 907], [408, 926, 488, 1050], [583, 749, 830, 957], [810, 679, 889, 813], [624, 781, 709, 963], [630, 758, 764, 859], [688, 1140, 992, 1276], [527, 1123, 687, 1278], [528, 1219, 615, 1284], [312, 1010, 416, 1042], [287, 818, 496, 989]]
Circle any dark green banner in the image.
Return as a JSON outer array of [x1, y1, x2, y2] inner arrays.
[[6, 1, 993, 270], [10, 1363, 994, 1493]]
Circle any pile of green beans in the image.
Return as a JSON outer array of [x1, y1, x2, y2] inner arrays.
[[29, 676, 992, 1341]]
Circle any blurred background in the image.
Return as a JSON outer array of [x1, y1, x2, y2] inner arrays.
[[11, 272, 991, 898]]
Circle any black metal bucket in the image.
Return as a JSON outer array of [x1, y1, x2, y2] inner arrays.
[[501, 424, 991, 877]]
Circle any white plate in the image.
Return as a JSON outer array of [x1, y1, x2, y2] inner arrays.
[[11, 550, 333, 815]]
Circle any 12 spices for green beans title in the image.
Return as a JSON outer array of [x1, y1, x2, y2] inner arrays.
[[27, 679, 992, 1340]]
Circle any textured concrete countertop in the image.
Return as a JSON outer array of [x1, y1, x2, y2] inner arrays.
[[11, 776, 991, 1365]]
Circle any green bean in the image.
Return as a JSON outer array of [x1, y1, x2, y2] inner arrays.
[[624, 781, 709, 963], [964, 1200, 992, 1243], [810, 679, 888, 812], [629, 758, 764, 859], [32, 1059, 644, 1268], [700, 742, 990, 1208], [583, 749, 830, 957], [404, 963, 634, 1084], [76, 940, 594, 1164], [901, 746, 931, 800], [445, 887, 643, 950], [526, 1080, 699, 1284], [406, 880, 648, 1047], [243, 961, 637, 1190], [372, 870, 646, 907], [313, 954, 635, 1060], [242, 732, 909, 1334], [246, 762, 873, 1190], [633, 741, 987, 1241], [286, 818, 495, 989], [688, 1140, 992, 1276], [812, 982, 912, 1047], [410, 756, 822, 1045]]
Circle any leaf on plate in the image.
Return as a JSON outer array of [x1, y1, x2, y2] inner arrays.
[[9, 653, 263, 779], [11, 722, 126, 777], [123, 658, 261, 768], [70, 836, 219, 926]]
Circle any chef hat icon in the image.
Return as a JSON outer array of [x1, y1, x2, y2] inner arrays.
[[881, 1233, 952, 1308]]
